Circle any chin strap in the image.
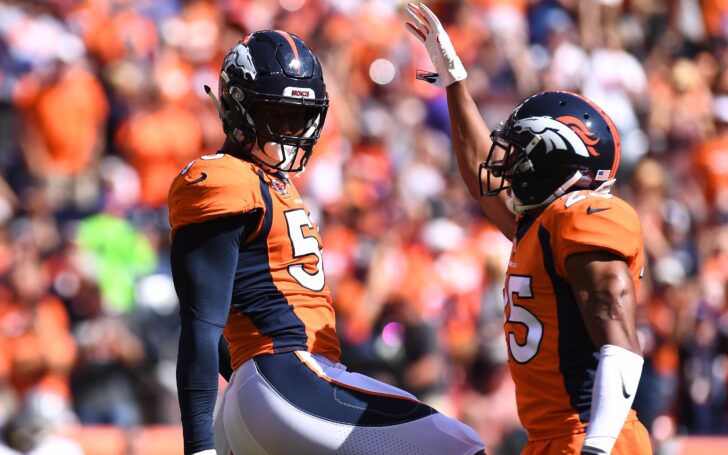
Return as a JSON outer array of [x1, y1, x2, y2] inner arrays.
[[592, 178, 616, 193], [205, 71, 229, 121]]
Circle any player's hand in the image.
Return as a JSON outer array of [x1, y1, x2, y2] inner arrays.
[[405, 2, 467, 87]]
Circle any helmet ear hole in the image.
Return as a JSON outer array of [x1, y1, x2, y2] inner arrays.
[[230, 86, 244, 102]]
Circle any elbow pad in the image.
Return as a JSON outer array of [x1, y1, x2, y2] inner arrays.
[[582, 344, 644, 454]]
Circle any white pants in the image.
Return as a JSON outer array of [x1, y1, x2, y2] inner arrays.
[[214, 351, 485, 455]]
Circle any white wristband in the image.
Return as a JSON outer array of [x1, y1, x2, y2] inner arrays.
[[583, 344, 643, 454], [191, 450, 217, 455]]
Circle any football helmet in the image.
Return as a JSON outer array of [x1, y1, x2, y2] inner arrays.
[[206, 30, 328, 173], [480, 91, 621, 214]]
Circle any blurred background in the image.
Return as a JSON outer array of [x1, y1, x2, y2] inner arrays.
[[0, 0, 727, 454]]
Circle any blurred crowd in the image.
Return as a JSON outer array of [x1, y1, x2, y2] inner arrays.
[[0, 0, 728, 453]]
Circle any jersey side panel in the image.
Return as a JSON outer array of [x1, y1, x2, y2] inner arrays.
[[538, 224, 599, 426]]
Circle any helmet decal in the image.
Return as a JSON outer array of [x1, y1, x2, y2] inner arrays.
[[555, 115, 600, 156], [283, 87, 314, 98], [224, 44, 257, 80], [514, 116, 593, 158]]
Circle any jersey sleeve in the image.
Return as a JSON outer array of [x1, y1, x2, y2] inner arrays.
[[168, 155, 265, 235], [543, 193, 643, 279]]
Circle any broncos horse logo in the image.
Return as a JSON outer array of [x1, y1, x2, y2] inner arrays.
[[513, 116, 600, 157], [224, 43, 257, 81]]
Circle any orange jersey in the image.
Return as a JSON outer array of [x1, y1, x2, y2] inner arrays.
[[168, 154, 340, 369], [522, 419, 650, 454], [503, 190, 644, 439]]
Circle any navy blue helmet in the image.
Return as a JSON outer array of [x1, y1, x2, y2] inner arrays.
[[480, 91, 621, 212], [211, 30, 329, 172]]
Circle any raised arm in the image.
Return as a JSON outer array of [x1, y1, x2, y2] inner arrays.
[[406, 3, 515, 237], [446, 82, 516, 236]]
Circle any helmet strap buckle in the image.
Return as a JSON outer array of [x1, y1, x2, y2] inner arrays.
[[524, 135, 541, 153]]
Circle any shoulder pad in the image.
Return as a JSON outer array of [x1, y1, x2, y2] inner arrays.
[[168, 154, 265, 233], [541, 191, 643, 277]]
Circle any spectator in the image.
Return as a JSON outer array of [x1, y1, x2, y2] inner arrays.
[[70, 279, 145, 427], [0, 256, 77, 427], [14, 58, 108, 211]]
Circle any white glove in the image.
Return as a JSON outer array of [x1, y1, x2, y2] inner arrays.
[[405, 2, 467, 87], [191, 451, 217, 455]]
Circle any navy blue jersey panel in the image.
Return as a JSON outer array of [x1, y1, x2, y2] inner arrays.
[[253, 352, 437, 426], [230, 170, 308, 353], [538, 225, 599, 423], [514, 214, 537, 243]]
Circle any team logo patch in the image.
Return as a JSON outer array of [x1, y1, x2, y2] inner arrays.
[[271, 178, 290, 199], [514, 116, 601, 157]]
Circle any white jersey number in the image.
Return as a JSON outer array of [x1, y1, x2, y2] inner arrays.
[[505, 275, 543, 364], [284, 209, 325, 291]]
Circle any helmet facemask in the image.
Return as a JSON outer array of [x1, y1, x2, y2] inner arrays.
[[480, 126, 591, 215], [479, 126, 535, 198], [208, 31, 330, 174], [219, 79, 328, 174]]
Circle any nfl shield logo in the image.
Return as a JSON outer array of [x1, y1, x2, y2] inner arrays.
[[271, 178, 290, 199]]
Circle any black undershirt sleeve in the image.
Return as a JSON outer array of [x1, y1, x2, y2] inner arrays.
[[171, 211, 260, 454]]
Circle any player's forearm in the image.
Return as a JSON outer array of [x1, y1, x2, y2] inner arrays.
[[582, 344, 643, 454], [581, 290, 643, 454], [445, 81, 492, 200], [177, 319, 223, 454], [446, 82, 515, 235]]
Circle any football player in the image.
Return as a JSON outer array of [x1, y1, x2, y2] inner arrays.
[[169, 30, 486, 455], [406, 4, 651, 455]]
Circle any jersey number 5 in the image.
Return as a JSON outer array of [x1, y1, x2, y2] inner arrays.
[[285, 209, 325, 292], [505, 275, 543, 364]]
